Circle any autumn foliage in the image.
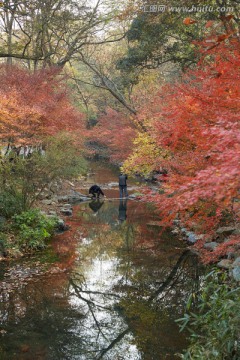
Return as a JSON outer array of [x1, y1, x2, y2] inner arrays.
[[123, 35, 240, 261], [0, 65, 85, 147], [86, 107, 136, 163]]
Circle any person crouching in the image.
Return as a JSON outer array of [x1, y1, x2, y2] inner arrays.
[[89, 185, 105, 199]]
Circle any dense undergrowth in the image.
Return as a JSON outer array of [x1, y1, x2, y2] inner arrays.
[[178, 270, 240, 360]]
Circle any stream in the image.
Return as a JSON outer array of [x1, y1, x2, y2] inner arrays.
[[0, 161, 203, 360]]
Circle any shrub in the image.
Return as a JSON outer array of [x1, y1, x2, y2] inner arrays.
[[12, 209, 57, 250], [177, 270, 240, 360], [0, 234, 8, 256], [0, 191, 26, 218], [0, 133, 86, 217]]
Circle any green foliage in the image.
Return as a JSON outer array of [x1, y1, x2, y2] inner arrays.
[[43, 133, 87, 179], [0, 191, 27, 218], [0, 133, 86, 217], [117, 12, 199, 72], [12, 209, 57, 250], [0, 233, 7, 255], [177, 270, 240, 360], [117, 0, 239, 74]]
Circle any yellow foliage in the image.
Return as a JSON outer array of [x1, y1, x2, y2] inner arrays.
[[122, 132, 170, 176]]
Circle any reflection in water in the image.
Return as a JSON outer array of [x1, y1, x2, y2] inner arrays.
[[118, 199, 127, 223], [89, 199, 104, 213], [0, 200, 203, 360]]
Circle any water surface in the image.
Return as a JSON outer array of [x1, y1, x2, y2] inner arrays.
[[0, 163, 202, 359]]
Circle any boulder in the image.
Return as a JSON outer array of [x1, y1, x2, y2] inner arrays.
[[57, 191, 89, 203], [217, 259, 233, 269], [62, 204, 72, 209], [51, 195, 59, 203], [173, 219, 180, 225], [128, 194, 138, 199], [186, 232, 198, 244], [204, 242, 218, 251], [232, 266, 240, 282], [41, 199, 52, 205], [56, 218, 69, 232], [216, 226, 236, 236], [60, 208, 73, 216], [68, 195, 89, 203], [48, 211, 57, 216], [37, 191, 51, 200], [48, 182, 61, 194], [233, 228, 240, 235], [108, 182, 118, 188], [232, 257, 240, 267], [68, 191, 90, 203], [227, 252, 236, 260], [57, 195, 69, 202]]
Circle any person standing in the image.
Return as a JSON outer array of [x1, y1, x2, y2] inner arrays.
[[119, 173, 128, 198]]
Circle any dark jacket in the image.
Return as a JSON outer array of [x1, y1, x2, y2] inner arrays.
[[89, 185, 104, 196], [119, 174, 128, 186]]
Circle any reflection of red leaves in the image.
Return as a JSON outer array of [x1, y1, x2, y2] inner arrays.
[[183, 17, 197, 25]]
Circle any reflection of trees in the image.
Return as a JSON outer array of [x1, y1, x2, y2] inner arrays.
[[148, 250, 191, 303], [67, 273, 135, 359], [0, 248, 202, 359], [97, 328, 130, 360], [1, 276, 91, 359], [66, 249, 201, 359], [69, 201, 203, 358], [75, 200, 159, 268], [1, 198, 204, 359], [69, 276, 132, 360], [117, 250, 201, 358]]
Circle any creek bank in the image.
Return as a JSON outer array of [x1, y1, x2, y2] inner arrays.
[[0, 171, 168, 307], [172, 220, 240, 282], [0, 181, 87, 296], [0, 175, 143, 262]]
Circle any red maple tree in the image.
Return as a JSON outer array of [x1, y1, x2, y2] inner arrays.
[[0, 65, 85, 147], [86, 107, 136, 163], [123, 29, 240, 262]]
